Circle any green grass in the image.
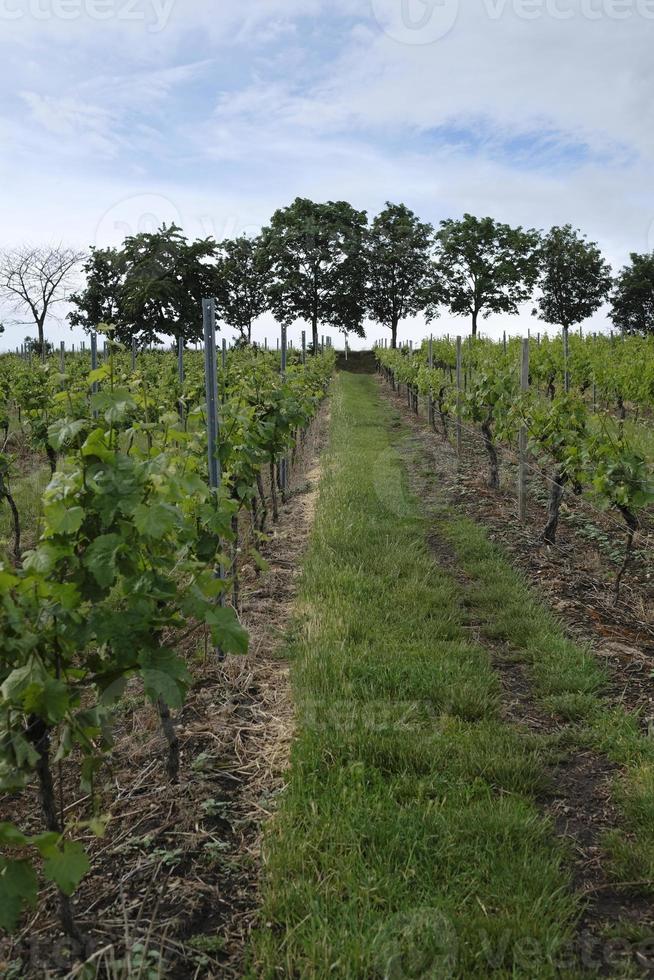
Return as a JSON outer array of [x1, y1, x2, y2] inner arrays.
[[0, 462, 49, 556], [253, 374, 583, 979]]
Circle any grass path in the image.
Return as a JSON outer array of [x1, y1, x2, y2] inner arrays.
[[252, 372, 653, 979]]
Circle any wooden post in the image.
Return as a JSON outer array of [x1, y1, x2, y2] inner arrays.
[[563, 326, 570, 393], [518, 338, 530, 521], [59, 341, 65, 373], [456, 336, 463, 463]]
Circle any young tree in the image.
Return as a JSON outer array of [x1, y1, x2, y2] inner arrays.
[[366, 202, 434, 349], [262, 198, 368, 352], [215, 235, 271, 344], [432, 215, 540, 337], [610, 252, 654, 336], [0, 245, 84, 355], [534, 225, 612, 336]]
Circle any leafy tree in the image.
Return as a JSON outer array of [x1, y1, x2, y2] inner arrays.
[[215, 235, 271, 344], [610, 252, 654, 336], [68, 225, 219, 346], [262, 198, 368, 352], [366, 202, 434, 349], [534, 224, 612, 335], [431, 214, 540, 337], [23, 337, 54, 357], [0, 245, 84, 355], [68, 247, 124, 335]]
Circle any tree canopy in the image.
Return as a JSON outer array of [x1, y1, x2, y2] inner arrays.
[[610, 252, 654, 336], [214, 236, 271, 344], [432, 214, 541, 337], [366, 202, 435, 349], [534, 224, 612, 332], [69, 225, 219, 346], [262, 198, 368, 352]]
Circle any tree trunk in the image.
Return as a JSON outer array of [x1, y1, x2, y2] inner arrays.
[[481, 414, 500, 490], [391, 319, 398, 349], [38, 315, 46, 361], [543, 469, 567, 545], [472, 309, 479, 338], [312, 314, 319, 356]]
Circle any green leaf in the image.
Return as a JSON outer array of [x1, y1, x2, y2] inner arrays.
[[43, 501, 85, 536], [0, 859, 38, 931], [206, 606, 249, 656], [133, 502, 179, 539], [139, 648, 189, 710], [43, 841, 89, 897], [0, 824, 28, 847], [84, 533, 122, 588], [48, 418, 85, 451], [81, 428, 114, 463]]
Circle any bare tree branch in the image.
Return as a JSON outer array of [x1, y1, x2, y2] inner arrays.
[[0, 245, 84, 353]]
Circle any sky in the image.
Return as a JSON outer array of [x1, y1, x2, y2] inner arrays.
[[0, 0, 653, 350]]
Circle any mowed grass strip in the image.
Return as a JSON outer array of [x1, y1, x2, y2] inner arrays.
[[253, 373, 579, 979]]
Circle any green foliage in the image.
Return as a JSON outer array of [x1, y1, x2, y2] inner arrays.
[[366, 202, 435, 348], [534, 224, 612, 331], [611, 251, 654, 337], [69, 224, 219, 346], [262, 197, 368, 348], [432, 214, 541, 337], [215, 235, 272, 343], [0, 340, 334, 934]]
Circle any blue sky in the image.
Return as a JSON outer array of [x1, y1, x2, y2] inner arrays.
[[1, 0, 653, 348]]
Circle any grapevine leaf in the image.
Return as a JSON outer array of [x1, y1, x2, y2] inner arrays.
[[48, 418, 85, 451], [139, 648, 190, 710], [84, 534, 122, 588], [43, 841, 90, 897], [43, 501, 85, 536], [0, 860, 38, 931], [206, 606, 249, 655], [133, 502, 179, 539]]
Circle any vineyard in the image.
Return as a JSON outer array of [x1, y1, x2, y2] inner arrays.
[[376, 332, 654, 604], [1, 323, 654, 978], [0, 322, 334, 975]]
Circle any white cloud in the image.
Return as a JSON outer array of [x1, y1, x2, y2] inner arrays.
[[1, 0, 653, 349]]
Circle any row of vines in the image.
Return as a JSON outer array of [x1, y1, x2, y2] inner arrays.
[[0, 331, 334, 944], [375, 332, 654, 601]]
